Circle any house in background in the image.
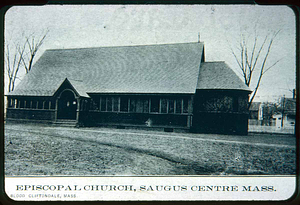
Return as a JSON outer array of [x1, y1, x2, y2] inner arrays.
[[249, 102, 276, 126], [273, 97, 296, 128], [249, 102, 262, 125], [6, 42, 252, 135]]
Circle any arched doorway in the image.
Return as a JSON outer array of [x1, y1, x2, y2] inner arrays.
[[57, 90, 77, 120]]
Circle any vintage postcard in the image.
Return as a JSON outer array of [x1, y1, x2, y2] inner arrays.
[[2, 3, 297, 202]]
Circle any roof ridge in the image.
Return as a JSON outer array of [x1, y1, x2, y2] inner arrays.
[[202, 61, 226, 63], [45, 41, 204, 52]]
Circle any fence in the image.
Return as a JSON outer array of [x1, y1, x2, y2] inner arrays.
[[248, 125, 294, 134]]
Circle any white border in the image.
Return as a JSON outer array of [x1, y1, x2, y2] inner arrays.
[[5, 176, 296, 201]]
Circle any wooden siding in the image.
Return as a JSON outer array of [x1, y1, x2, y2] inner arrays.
[[6, 108, 55, 121], [6, 90, 250, 135], [83, 94, 194, 128], [82, 112, 190, 128], [191, 112, 249, 135], [6, 96, 57, 122], [192, 90, 249, 135]]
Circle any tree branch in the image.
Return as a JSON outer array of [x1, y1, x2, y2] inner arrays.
[[5, 30, 48, 92], [263, 57, 283, 74], [251, 35, 268, 72], [249, 31, 279, 106]]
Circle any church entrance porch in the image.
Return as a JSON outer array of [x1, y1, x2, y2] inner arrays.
[[57, 90, 77, 120]]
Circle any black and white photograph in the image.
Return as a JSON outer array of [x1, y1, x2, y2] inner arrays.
[[3, 3, 297, 201]]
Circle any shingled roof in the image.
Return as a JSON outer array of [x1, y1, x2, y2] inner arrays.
[[197, 62, 251, 91], [7, 42, 251, 97], [8, 42, 205, 97]]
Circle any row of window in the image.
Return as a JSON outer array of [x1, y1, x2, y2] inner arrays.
[[8, 98, 56, 110], [201, 96, 248, 112], [7, 96, 191, 114], [91, 96, 190, 114]]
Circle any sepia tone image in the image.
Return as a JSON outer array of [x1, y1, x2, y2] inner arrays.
[[4, 4, 296, 176]]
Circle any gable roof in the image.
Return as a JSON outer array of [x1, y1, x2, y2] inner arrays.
[[8, 42, 204, 97], [197, 61, 251, 92], [54, 78, 90, 98]]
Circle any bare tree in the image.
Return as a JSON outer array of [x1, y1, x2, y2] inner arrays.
[[20, 32, 48, 73], [5, 43, 25, 92], [230, 30, 281, 108], [5, 31, 48, 92]]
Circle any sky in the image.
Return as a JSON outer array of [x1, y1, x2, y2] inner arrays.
[[4, 4, 296, 102]]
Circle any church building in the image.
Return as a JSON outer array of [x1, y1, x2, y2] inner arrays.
[[6, 42, 251, 135]]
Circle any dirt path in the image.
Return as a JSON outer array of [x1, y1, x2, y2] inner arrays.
[[5, 124, 297, 175], [46, 127, 296, 148], [6, 123, 296, 147]]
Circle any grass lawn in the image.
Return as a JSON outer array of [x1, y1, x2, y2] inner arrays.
[[5, 123, 296, 176]]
